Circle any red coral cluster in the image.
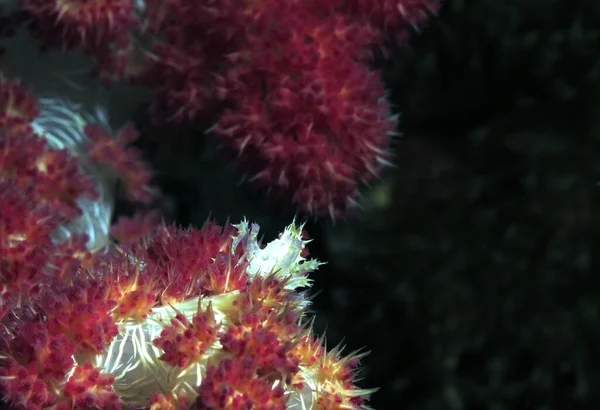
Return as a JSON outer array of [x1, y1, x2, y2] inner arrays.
[[196, 358, 288, 410], [84, 122, 158, 203], [0, 211, 373, 409], [8, 0, 439, 220], [210, 9, 396, 219], [0, 120, 369, 405], [22, 0, 139, 53], [61, 363, 121, 410], [0, 77, 156, 317], [0, 78, 95, 316], [153, 303, 219, 368], [140, 0, 407, 218], [41, 279, 119, 355]]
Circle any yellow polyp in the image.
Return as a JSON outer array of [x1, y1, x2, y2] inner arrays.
[[149, 393, 178, 410], [111, 261, 159, 323], [35, 155, 49, 173], [5, 233, 26, 247], [285, 327, 375, 410]]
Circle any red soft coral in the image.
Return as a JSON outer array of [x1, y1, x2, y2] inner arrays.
[[15, 0, 440, 221], [0, 359, 56, 410], [122, 221, 247, 304], [84, 122, 158, 204], [195, 358, 287, 410], [212, 7, 396, 219], [110, 209, 162, 246], [0, 180, 59, 313], [142, 0, 248, 121], [22, 0, 138, 53], [153, 303, 219, 369], [0, 104, 101, 315], [41, 279, 119, 355], [0, 77, 39, 131], [62, 363, 121, 410], [140, 0, 439, 219]]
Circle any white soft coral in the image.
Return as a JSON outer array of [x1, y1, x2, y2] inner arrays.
[[232, 218, 324, 290]]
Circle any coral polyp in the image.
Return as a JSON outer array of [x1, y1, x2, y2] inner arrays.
[[22, 0, 139, 52]]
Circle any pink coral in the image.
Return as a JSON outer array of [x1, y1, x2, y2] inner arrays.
[[42, 279, 119, 355], [0, 82, 101, 314], [153, 303, 219, 369], [84, 122, 158, 204], [0, 77, 39, 130], [110, 209, 162, 245], [62, 363, 121, 410], [15, 0, 439, 220], [195, 358, 288, 410], [0, 209, 375, 409], [212, 5, 395, 218], [0, 359, 56, 410], [136, 0, 402, 218], [22, 0, 138, 53]]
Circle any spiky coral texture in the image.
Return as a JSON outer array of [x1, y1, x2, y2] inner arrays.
[[0, 219, 374, 409], [144, 0, 401, 219], [9, 0, 440, 220], [0, 75, 376, 410], [21, 0, 139, 53], [0, 77, 157, 317], [0, 77, 98, 317]]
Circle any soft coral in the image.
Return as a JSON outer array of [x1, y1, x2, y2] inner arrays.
[[213, 5, 396, 219], [22, 0, 139, 53]]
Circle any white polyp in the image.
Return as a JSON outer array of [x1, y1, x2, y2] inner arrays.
[[232, 219, 324, 291]]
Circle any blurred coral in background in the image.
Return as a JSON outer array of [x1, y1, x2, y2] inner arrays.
[[4, 0, 439, 220]]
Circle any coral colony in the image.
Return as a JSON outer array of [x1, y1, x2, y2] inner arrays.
[[0, 0, 440, 409], [3, 0, 439, 220]]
